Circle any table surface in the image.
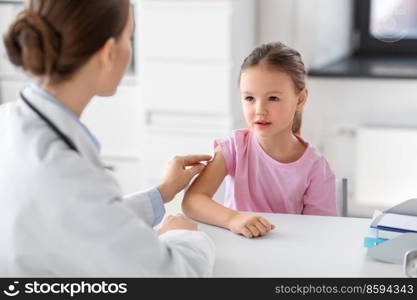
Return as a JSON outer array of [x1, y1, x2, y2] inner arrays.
[[198, 213, 404, 277]]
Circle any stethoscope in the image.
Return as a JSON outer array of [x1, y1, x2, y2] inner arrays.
[[19, 92, 80, 154]]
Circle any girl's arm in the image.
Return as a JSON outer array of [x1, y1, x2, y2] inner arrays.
[[182, 147, 275, 238]]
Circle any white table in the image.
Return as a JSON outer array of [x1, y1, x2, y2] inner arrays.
[[198, 213, 404, 277]]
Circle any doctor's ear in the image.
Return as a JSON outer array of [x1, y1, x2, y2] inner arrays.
[[96, 37, 116, 71], [296, 88, 308, 111]]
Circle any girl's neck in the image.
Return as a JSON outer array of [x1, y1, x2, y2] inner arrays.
[[255, 130, 306, 163]]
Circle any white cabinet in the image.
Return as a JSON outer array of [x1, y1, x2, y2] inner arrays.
[[142, 61, 233, 114], [82, 83, 142, 158], [141, 1, 233, 61], [139, 0, 256, 213]]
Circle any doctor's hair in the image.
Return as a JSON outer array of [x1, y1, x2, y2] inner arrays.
[[239, 42, 307, 135], [3, 0, 130, 84]]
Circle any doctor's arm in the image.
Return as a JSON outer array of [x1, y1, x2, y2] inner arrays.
[[182, 148, 274, 238], [36, 155, 215, 277], [64, 198, 215, 277]]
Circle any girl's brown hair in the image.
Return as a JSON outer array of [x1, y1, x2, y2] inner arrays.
[[239, 42, 307, 135], [3, 0, 130, 84]]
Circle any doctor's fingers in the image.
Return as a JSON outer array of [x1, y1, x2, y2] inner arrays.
[[185, 163, 205, 177], [165, 213, 186, 221], [164, 214, 174, 221], [181, 154, 212, 165]]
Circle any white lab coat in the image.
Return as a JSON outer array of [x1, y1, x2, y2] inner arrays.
[[0, 87, 215, 277]]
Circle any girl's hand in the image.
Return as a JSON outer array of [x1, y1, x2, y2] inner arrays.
[[227, 213, 276, 238]]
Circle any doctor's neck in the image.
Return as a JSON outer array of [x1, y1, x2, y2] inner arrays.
[[38, 67, 97, 118], [40, 81, 93, 118]]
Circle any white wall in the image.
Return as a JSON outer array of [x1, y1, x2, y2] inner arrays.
[[258, 0, 296, 46]]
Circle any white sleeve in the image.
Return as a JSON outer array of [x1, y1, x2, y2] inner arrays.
[[55, 199, 216, 277], [123, 188, 165, 227], [159, 230, 216, 277]]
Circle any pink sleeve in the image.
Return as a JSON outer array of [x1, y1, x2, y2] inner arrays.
[[214, 136, 236, 176], [302, 158, 337, 216]]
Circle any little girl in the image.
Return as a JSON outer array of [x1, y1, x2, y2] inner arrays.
[[182, 42, 337, 238]]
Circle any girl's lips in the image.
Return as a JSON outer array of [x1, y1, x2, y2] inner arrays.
[[254, 121, 271, 127]]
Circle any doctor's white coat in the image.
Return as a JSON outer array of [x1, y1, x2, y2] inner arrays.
[[0, 87, 215, 277]]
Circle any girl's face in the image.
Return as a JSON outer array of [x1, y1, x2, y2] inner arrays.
[[239, 65, 306, 138]]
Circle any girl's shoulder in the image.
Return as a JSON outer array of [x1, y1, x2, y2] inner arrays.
[[215, 128, 251, 149], [213, 129, 251, 175], [296, 136, 331, 166], [232, 128, 251, 144], [296, 137, 335, 177]]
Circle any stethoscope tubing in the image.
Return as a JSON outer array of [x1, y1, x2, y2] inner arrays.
[[19, 92, 80, 154]]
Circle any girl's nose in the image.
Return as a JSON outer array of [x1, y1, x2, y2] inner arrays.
[[255, 102, 267, 115]]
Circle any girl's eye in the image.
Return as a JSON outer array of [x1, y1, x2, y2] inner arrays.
[[244, 96, 254, 102], [269, 96, 280, 102]]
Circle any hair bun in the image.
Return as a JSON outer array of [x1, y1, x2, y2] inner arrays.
[[3, 10, 60, 76]]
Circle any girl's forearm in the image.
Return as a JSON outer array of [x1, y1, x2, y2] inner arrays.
[[182, 193, 239, 229]]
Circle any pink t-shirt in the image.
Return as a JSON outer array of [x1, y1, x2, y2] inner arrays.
[[214, 129, 337, 216]]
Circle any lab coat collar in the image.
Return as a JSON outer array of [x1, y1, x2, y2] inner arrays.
[[29, 83, 101, 151], [19, 86, 103, 167]]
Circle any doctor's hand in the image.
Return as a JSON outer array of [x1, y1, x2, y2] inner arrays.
[[227, 213, 276, 239], [156, 214, 198, 235], [157, 154, 212, 203]]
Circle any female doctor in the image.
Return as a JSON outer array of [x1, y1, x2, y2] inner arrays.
[[0, 0, 215, 276]]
